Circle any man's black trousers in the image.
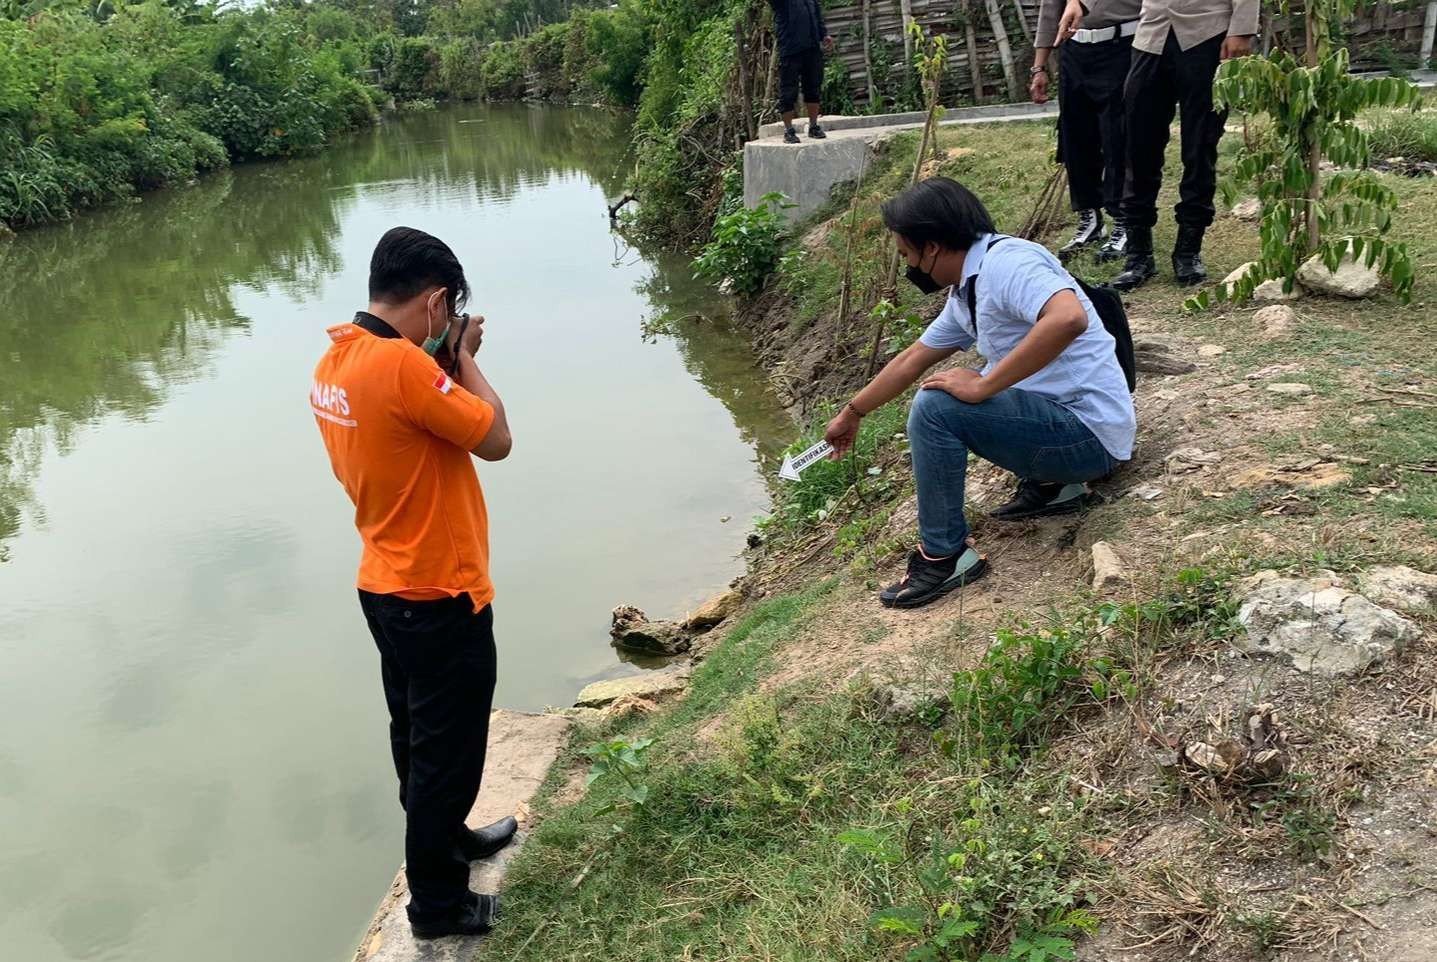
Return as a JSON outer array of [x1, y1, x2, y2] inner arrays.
[[778, 45, 823, 113], [1057, 35, 1132, 218], [1121, 31, 1227, 230], [359, 591, 497, 925]]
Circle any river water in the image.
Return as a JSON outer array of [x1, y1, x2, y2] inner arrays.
[[0, 105, 790, 962]]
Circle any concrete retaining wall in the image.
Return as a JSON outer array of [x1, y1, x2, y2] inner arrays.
[[744, 102, 1057, 225]]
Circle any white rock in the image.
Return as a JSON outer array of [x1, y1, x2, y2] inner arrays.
[[1253, 305, 1297, 338], [575, 666, 691, 708], [1197, 344, 1226, 358], [1297, 247, 1382, 299], [1358, 565, 1437, 614], [1224, 261, 1257, 286], [1231, 198, 1262, 221], [1091, 542, 1129, 592], [1254, 278, 1302, 302], [1266, 382, 1313, 396], [1235, 573, 1420, 675]]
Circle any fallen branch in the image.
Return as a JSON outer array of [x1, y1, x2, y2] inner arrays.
[[607, 192, 638, 220]]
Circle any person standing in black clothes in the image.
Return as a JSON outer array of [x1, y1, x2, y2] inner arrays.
[[770, 0, 835, 144], [1032, 0, 1141, 262], [1059, 0, 1258, 290]]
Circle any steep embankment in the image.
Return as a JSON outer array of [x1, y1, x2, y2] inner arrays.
[[480, 118, 1437, 962]]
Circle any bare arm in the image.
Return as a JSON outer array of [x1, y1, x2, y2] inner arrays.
[[825, 340, 958, 457], [921, 289, 1088, 402]]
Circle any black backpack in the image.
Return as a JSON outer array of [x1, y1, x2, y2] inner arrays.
[[964, 237, 1137, 392]]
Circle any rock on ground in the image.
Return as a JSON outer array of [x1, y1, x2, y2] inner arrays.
[[574, 666, 692, 708], [1253, 304, 1298, 338], [1132, 336, 1197, 375], [1090, 541, 1129, 592], [1231, 198, 1262, 220], [1254, 278, 1301, 302], [1357, 565, 1437, 614], [1234, 571, 1420, 675], [874, 681, 949, 720], [1297, 248, 1381, 298], [685, 589, 742, 630], [610, 604, 690, 655], [1266, 381, 1313, 396]]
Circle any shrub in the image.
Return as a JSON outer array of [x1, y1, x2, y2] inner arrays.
[[692, 191, 791, 296]]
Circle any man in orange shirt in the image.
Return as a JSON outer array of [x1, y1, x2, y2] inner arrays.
[[312, 227, 514, 938]]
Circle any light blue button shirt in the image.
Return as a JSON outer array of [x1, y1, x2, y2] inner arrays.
[[919, 233, 1136, 461]]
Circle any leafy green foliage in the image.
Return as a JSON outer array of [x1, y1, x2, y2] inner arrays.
[[1186, 0, 1422, 310], [582, 736, 655, 815], [692, 191, 792, 296], [0, 3, 380, 228]]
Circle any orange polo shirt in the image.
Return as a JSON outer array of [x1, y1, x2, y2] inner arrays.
[[312, 315, 496, 610]]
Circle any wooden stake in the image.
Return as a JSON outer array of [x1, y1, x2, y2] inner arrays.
[[964, 1, 984, 104], [985, 0, 1023, 101]]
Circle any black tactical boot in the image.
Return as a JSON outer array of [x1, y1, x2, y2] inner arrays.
[[1058, 209, 1103, 260], [1172, 224, 1208, 286], [1112, 225, 1157, 292]]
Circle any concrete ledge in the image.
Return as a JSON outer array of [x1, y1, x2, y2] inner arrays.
[[756, 101, 1057, 139], [351, 709, 573, 962], [745, 101, 1059, 224]]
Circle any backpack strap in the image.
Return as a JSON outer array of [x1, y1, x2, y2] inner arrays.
[[962, 235, 1008, 336]]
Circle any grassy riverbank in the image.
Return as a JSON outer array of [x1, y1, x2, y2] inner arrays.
[[481, 117, 1437, 961]]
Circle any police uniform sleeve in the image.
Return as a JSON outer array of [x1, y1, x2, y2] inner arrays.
[[395, 347, 496, 450]]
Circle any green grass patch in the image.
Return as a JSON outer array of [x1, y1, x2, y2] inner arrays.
[[486, 572, 1240, 962]]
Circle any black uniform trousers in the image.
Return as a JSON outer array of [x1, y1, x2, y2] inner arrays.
[[1121, 30, 1227, 230], [1057, 35, 1133, 218], [359, 591, 498, 925]]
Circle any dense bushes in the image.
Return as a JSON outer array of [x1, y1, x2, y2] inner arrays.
[[0, 2, 381, 229], [0, 0, 731, 238]]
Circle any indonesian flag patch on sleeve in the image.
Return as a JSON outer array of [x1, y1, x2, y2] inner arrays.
[[433, 372, 453, 394]]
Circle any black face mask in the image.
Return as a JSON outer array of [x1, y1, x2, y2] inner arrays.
[[904, 246, 942, 294]]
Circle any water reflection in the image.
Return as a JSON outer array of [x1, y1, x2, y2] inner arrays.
[[0, 106, 638, 559], [0, 104, 790, 962]]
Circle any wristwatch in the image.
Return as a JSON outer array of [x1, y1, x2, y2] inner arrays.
[[1030, 65, 1048, 76]]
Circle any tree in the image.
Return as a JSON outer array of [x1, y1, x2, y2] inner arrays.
[[1187, 0, 1422, 309]]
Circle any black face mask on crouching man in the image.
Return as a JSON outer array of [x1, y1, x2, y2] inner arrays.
[[905, 245, 943, 295]]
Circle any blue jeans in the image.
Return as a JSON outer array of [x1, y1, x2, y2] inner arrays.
[[908, 387, 1118, 556]]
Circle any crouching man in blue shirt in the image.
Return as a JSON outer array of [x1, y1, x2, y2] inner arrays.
[[825, 177, 1136, 609]]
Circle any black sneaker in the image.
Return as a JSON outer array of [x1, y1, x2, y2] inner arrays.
[[411, 893, 500, 939], [807, 123, 827, 139], [878, 546, 988, 610], [1058, 209, 1103, 260], [783, 126, 800, 144], [989, 480, 1095, 521], [1095, 223, 1128, 263], [455, 816, 518, 862]]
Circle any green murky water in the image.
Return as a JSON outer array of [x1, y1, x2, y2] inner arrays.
[[0, 105, 790, 962]]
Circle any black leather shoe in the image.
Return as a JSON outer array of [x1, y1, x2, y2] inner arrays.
[[1171, 225, 1208, 286], [1058, 209, 1103, 260], [990, 480, 1095, 520], [878, 547, 987, 610], [411, 893, 500, 939], [456, 816, 518, 861], [1111, 224, 1156, 291], [807, 123, 827, 139]]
